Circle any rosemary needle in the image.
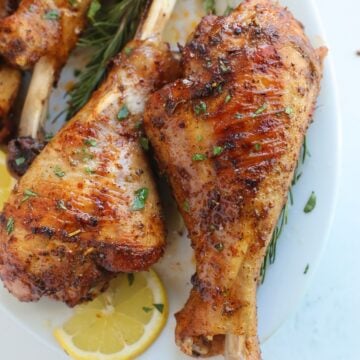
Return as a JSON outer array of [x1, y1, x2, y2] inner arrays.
[[66, 0, 147, 119]]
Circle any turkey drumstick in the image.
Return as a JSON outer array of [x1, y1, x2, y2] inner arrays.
[[0, 0, 179, 306], [144, 0, 326, 358]]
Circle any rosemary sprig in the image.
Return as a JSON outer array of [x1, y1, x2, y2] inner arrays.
[[66, 0, 147, 119], [260, 138, 310, 283]]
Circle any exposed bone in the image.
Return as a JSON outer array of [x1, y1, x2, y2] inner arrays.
[[18, 56, 55, 139]]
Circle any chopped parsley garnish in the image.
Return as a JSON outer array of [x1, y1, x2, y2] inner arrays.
[[253, 143, 262, 151], [252, 103, 268, 117], [234, 112, 243, 119], [127, 273, 134, 286], [304, 191, 316, 213], [142, 306, 153, 313], [132, 187, 149, 211], [54, 165, 65, 178], [43, 9, 60, 20], [304, 264, 310, 274], [84, 138, 97, 147], [224, 94, 232, 104], [56, 200, 67, 210], [84, 166, 95, 175], [285, 106, 293, 115], [196, 135, 203, 142], [6, 217, 14, 235], [117, 104, 129, 120], [15, 157, 25, 166], [87, 0, 101, 22], [183, 199, 190, 213], [213, 146, 224, 156], [194, 101, 207, 115], [68, 0, 77, 7], [139, 137, 149, 151], [124, 47, 133, 56], [153, 303, 164, 314], [44, 132, 54, 141], [192, 153, 207, 161], [21, 189, 38, 203]]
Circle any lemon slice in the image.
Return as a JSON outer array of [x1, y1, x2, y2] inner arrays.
[[54, 269, 168, 360], [0, 150, 15, 210]]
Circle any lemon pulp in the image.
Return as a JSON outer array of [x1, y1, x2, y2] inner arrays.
[[54, 270, 168, 360]]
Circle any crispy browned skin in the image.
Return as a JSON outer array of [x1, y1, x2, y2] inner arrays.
[[0, 39, 180, 306], [0, 0, 21, 143], [0, 0, 91, 70], [144, 0, 326, 357], [0, 62, 21, 142]]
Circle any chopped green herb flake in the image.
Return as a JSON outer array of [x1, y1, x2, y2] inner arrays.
[[54, 166, 65, 178], [56, 200, 67, 211], [304, 264, 310, 274], [285, 106, 293, 115], [213, 146, 224, 156], [192, 153, 207, 161], [203, 0, 216, 14], [87, 0, 101, 21], [15, 157, 25, 166], [43, 9, 60, 20], [124, 47, 133, 56], [183, 200, 190, 213], [235, 113, 243, 119], [84, 138, 97, 147], [196, 135, 203, 142], [45, 132, 54, 141], [127, 273, 134, 286], [254, 143, 262, 151], [252, 103, 268, 117], [304, 191, 316, 213], [214, 242, 224, 252], [140, 137, 149, 151], [117, 104, 129, 120], [73, 69, 81, 77], [225, 94, 232, 104], [153, 303, 164, 314], [22, 189, 38, 203], [194, 101, 207, 115], [84, 167, 95, 175], [68, 0, 77, 7], [142, 306, 153, 313], [132, 187, 149, 211], [6, 217, 14, 235]]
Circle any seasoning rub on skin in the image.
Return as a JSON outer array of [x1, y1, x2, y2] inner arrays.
[[0, 37, 180, 306], [144, 0, 326, 358]]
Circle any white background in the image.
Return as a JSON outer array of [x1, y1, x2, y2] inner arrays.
[[0, 0, 358, 359]]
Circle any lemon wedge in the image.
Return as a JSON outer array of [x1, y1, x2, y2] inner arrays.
[[0, 150, 15, 210], [54, 269, 168, 360]]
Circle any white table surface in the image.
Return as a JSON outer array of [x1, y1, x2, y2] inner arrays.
[[1, 0, 358, 359]]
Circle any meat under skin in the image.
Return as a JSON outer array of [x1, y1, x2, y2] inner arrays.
[[0, 39, 180, 306], [0, 0, 91, 70], [144, 0, 326, 357]]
